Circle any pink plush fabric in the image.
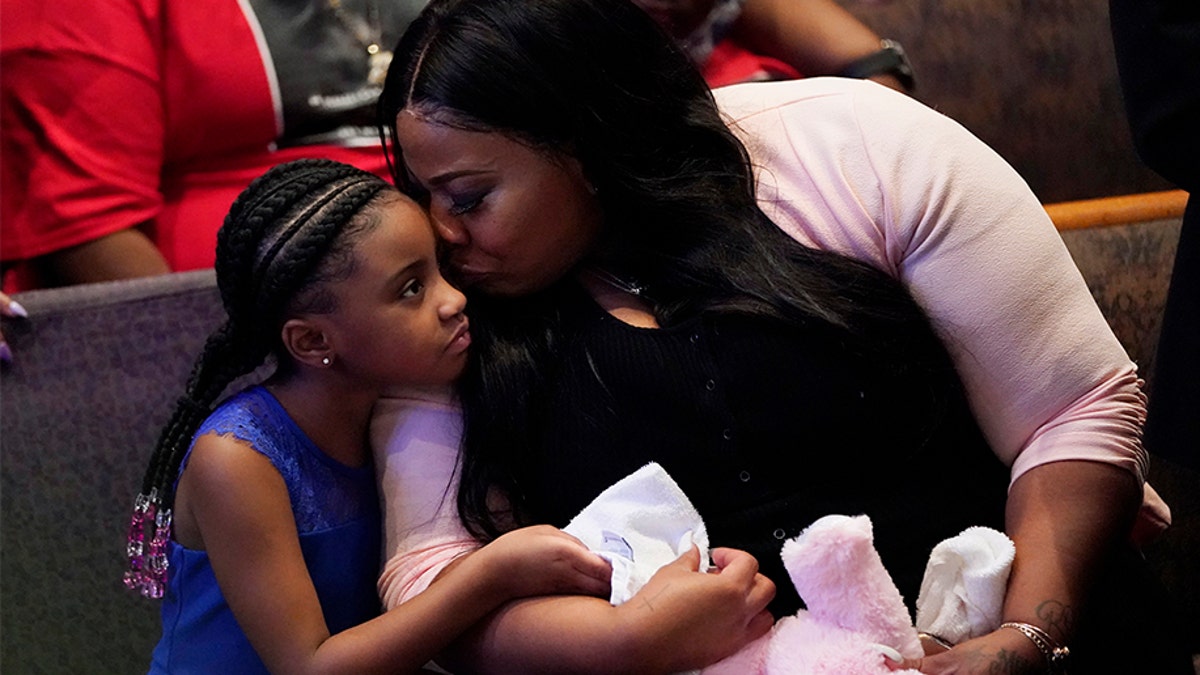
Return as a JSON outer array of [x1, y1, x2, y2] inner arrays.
[[707, 515, 924, 675]]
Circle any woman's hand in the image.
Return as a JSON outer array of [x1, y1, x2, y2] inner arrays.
[[0, 291, 28, 363], [472, 524, 613, 601], [888, 628, 1045, 675], [616, 546, 776, 673]]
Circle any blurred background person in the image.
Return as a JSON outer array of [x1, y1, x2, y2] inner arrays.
[[0, 0, 426, 291]]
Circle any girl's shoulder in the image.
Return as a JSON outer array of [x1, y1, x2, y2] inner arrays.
[[196, 386, 295, 453]]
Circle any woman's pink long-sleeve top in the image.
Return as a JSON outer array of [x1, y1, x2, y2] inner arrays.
[[371, 78, 1164, 610]]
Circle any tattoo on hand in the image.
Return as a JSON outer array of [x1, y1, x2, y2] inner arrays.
[[988, 648, 1033, 674], [954, 644, 1035, 674]]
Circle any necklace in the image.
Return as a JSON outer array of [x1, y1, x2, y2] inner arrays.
[[328, 0, 393, 87], [584, 266, 648, 298]]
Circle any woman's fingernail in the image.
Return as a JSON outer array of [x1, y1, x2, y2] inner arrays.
[[8, 300, 28, 318], [0, 342, 12, 363], [871, 643, 904, 663]]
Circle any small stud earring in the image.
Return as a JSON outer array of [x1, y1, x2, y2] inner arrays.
[[321, 356, 332, 366]]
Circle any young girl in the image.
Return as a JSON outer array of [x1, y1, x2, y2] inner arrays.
[[122, 158, 611, 674]]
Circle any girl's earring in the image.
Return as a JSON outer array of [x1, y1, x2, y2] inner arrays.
[[321, 356, 332, 367]]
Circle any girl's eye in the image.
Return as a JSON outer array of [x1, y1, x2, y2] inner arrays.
[[447, 192, 485, 216], [400, 278, 425, 299]]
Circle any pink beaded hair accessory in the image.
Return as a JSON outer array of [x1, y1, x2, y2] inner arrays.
[[123, 488, 173, 598]]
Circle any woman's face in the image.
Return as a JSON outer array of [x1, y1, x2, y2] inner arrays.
[[394, 110, 604, 297]]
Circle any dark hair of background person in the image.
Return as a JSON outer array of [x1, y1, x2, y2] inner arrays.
[[125, 159, 391, 593], [379, 0, 968, 540]]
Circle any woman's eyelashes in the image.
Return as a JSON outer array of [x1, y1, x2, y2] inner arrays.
[[447, 191, 486, 216]]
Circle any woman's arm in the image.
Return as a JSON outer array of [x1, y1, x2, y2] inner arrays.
[[899, 461, 1141, 672], [716, 78, 1152, 673], [719, 79, 1149, 488]]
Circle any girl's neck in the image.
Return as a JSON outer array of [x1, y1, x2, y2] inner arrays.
[[264, 375, 377, 468]]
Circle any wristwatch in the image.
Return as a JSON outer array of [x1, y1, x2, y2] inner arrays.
[[837, 39, 916, 92]]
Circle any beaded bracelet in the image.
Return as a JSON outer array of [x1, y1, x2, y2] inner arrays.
[[999, 621, 1070, 673]]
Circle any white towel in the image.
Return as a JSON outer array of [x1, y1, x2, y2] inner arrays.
[[563, 462, 710, 605], [915, 526, 1015, 644]]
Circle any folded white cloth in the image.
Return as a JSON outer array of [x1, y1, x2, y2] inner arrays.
[[563, 462, 710, 606], [915, 526, 1015, 644]]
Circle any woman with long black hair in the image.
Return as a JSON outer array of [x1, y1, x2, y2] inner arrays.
[[371, 1, 1189, 672]]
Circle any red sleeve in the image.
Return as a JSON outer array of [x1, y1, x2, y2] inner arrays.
[[1, 0, 165, 261], [701, 39, 801, 89]]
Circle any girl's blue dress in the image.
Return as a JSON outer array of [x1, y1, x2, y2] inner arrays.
[[148, 386, 381, 674]]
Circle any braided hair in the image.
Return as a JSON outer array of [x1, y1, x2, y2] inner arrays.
[[123, 158, 391, 598]]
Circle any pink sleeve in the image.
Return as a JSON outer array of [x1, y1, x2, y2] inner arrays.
[[371, 392, 479, 610], [718, 79, 1149, 487]]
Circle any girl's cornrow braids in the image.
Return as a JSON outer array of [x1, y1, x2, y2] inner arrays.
[[124, 158, 387, 599]]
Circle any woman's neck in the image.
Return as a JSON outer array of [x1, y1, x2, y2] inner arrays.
[[264, 375, 377, 468], [576, 266, 660, 328]]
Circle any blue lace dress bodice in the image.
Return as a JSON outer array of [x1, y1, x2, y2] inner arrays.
[[149, 386, 381, 674]]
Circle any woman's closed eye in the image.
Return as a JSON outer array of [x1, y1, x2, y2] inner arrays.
[[447, 192, 486, 216]]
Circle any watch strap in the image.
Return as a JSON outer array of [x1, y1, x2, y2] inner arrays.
[[838, 39, 916, 91]]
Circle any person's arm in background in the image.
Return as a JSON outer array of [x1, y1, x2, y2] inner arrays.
[[33, 230, 170, 286], [732, 0, 909, 92], [1, 0, 171, 288], [719, 79, 1154, 673]]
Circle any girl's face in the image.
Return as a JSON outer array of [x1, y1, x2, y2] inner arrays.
[[394, 111, 604, 297], [323, 195, 471, 387]]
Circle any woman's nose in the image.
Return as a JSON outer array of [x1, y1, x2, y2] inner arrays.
[[432, 213, 469, 247]]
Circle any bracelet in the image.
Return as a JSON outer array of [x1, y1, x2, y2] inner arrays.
[[836, 39, 916, 92], [999, 622, 1070, 673], [917, 631, 955, 650]]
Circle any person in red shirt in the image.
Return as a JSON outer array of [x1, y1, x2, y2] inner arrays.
[[0, 0, 425, 291]]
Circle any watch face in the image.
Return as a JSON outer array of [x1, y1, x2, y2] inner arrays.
[[245, 0, 424, 147]]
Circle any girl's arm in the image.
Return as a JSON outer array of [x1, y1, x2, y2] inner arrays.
[[435, 547, 775, 675], [371, 396, 776, 674], [181, 433, 611, 675]]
